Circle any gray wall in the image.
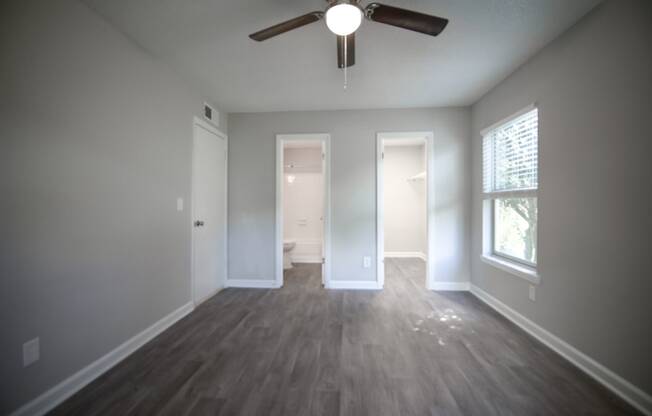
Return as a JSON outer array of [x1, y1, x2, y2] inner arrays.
[[0, 0, 225, 413], [228, 108, 471, 283], [471, 0, 652, 396]]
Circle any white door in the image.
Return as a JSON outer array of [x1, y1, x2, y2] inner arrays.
[[321, 143, 326, 285], [192, 121, 227, 305]]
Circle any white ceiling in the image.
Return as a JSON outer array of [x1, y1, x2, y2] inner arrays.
[[84, 0, 601, 113]]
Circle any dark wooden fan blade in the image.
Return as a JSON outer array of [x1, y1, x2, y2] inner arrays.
[[337, 34, 355, 68], [249, 11, 324, 41], [365, 3, 448, 36]]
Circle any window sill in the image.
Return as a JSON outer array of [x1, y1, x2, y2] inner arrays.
[[481, 254, 540, 285]]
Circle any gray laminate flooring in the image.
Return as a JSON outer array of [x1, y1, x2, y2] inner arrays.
[[50, 258, 641, 415]]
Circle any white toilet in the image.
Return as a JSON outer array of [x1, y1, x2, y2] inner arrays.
[[283, 239, 296, 270]]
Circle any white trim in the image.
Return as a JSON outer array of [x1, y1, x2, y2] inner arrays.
[[470, 284, 652, 416], [326, 280, 383, 290], [276, 134, 331, 289], [431, 281, 470, 291], [481, 254, 541, 285], [376, 132, 436, 290], [275, 137, 283, 288], [384, 251, 427, 261], [225, 279, 280, 289], [376, 135, 385, 288], [191, 117, 228, 307], [193, 115, 226, 140], [10, 302, 194, 416], [480, 103, 537, 137], [425, 132, 437, 291]]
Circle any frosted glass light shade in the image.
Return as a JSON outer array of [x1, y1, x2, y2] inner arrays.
[[325, 3, 362, 36]]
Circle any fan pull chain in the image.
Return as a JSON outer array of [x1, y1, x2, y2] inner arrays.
[[343, 35, 348, 90]]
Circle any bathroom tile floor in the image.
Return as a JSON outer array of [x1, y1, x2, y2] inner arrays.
[[50, 259, 641, 415]]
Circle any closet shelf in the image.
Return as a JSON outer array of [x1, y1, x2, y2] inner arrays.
[[407, 171, 426, 181]]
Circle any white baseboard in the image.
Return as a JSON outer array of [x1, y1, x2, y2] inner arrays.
[[225, 279, 280, 289], [384, 251, 427, 261], [327, 280, 382, 290], [10, 302, 194, 416], [470, 284, 652, 416], [431, 281, 470, 291]]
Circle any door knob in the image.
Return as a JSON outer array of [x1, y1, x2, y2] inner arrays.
[[194, 220, 205, 227]]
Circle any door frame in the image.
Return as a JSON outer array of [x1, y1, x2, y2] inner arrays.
[[275, 133, 331, 288], [191, 116, 228, 306], [376, 131, 435, 289]]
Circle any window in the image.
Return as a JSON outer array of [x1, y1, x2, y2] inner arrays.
[[483, 107, 538, 269]]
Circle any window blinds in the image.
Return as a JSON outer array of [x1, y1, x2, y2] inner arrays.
[[483, 108, 538, 194]]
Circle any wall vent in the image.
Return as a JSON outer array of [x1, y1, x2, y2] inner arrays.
[[203, 103, 219, 126]]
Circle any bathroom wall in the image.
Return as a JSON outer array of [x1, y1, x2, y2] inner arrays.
[[383, 144, 427, 257], [283, 147, 324, 263]]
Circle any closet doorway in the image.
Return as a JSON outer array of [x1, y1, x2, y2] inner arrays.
[[376, 132, 435, 289], [275, 134, 331, 288]]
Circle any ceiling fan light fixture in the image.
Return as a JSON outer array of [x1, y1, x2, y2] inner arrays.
[[325, 3, 362, 36]]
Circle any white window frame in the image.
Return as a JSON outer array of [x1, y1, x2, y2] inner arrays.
[[481, 104, 540, 285]]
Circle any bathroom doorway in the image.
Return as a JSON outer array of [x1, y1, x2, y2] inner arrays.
[[376, 132, 435, 289], [275, 134, 331, 288]]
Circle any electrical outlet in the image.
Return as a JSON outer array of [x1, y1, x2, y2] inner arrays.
[[529, 285, 536, 302], [23, 337, 39, 367], [363, 256, 371, 268], [176, 198, 184, 212]]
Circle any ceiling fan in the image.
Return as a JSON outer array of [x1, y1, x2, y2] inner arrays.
[[249, 0, 449, 69]]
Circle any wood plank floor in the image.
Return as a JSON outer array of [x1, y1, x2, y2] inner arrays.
[[51, 259, 641, 415]]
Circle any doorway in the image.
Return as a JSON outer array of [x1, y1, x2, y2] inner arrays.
[[191, 117, 228, 305], [276, 134, 331, 288], [376, 132, 435, 289]]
